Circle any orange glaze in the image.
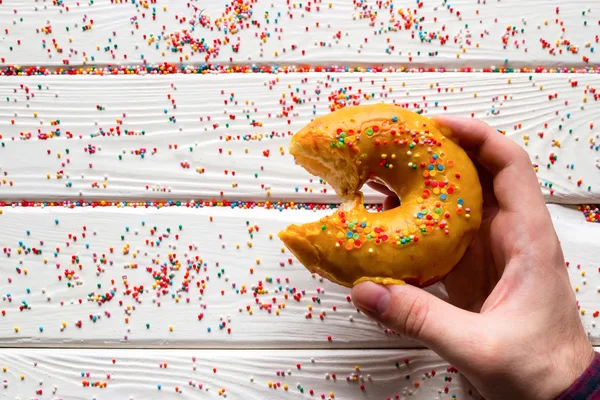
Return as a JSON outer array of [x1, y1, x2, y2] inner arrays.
[[278, 104, 482, 288]]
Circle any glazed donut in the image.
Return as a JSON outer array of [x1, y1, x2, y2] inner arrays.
[[278, 104, 483, 288]]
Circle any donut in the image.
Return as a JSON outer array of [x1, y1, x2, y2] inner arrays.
[[278, 104, 483, 288]]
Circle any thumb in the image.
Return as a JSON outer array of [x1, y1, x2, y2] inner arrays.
[[352, 281, 480, 356]]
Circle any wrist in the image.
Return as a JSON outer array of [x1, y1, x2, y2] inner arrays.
[[541, 338, 595, 400]]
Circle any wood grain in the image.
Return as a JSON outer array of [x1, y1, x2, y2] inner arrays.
[[1, 73, 598, 204], [2, 0, 599, 396], [0, 204, 597, 348], [0, 348, 482, 400], [0, 0, 597, 68]]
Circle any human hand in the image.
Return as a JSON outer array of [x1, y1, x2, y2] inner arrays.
[[352, 116, 595, 400]]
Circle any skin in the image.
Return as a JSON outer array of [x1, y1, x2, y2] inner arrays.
[[351, 116, 595, 400]]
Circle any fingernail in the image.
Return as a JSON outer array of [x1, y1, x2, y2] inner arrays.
[[353, 281, 390, 316]]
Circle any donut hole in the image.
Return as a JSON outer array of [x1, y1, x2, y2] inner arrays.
[[365, 180, 401, 212]]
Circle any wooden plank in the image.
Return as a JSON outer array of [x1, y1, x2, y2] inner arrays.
[[0, 0, 597, 69], [0, 348, 481, 400], [0, 73, 598, 204], [0, 204, 597, 348]]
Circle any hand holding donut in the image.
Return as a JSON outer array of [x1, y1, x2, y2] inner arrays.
[[353, 116, 596, 400]]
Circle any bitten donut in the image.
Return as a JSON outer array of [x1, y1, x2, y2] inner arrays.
[[278, 104, 483, 288]]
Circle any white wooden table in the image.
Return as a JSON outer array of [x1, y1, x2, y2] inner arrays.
[[0, 0, 598, 398]]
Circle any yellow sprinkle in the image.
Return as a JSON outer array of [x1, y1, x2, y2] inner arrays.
[[169, 325, 174, 331]]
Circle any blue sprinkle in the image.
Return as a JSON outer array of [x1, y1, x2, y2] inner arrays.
[[458, 198, 464, 205], [391, 116, 398, 122], [427, 164, 435, 170], [440, 194, 447, 201], [437, 164, 444, 171], [432, 154, 439, 159]]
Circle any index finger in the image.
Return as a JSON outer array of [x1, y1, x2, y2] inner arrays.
[[432, 115, 546, 214]]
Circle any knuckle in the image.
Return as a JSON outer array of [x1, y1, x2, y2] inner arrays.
[[514, 145, 531, 164], [389, 290, 430, 339], [505, 140, 531, 165]]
